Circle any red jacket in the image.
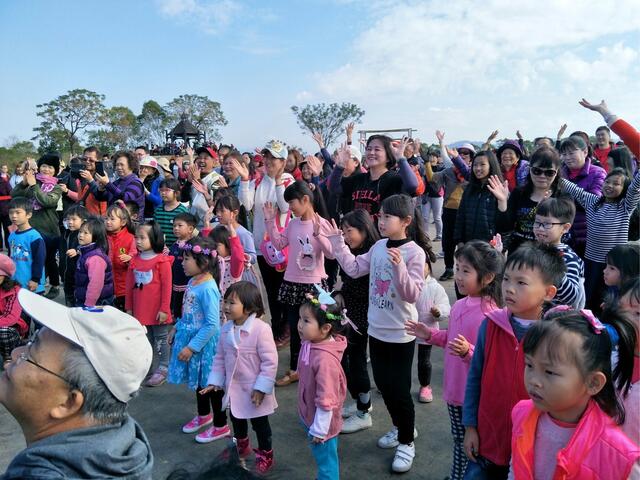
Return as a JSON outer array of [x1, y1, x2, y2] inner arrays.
[[0, 285, 26, 335], [107, 228, 137, 298], [477, 308, 529, 466], [511, 399, 640, 479], [125, 253, 173, 326], [611, 118, 640, 159]]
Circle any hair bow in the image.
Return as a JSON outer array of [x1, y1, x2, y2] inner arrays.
[[546, 305, 605, 334]]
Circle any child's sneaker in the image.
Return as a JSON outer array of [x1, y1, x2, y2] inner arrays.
[[145, 367, 168, 387], [235, 437, 251, 458], [341, 412, 372, 433], [418, 385, 433, 403], [392, 442, 415, 473], [182, 414, 212, 433], [377, 427, 418, 449], [195, 424, 231, 443], [254, 448, 274, 474]]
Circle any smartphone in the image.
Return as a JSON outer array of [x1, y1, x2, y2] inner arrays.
[[95, 162, 105, 176]]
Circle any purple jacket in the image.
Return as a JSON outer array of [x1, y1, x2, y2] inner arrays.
[[94, 174, 145, 219], [75, 242, 114, 306], [561, 159, 606, 246]]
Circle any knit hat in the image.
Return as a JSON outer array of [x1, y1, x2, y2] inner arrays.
[[261, 140, 288, 160], [195, 146, 218, 160], [37, 153, 61, 176], [0, 254, 16, 278], [497, 140, 523, 159]]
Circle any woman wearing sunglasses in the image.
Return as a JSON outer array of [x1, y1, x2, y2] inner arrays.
[[489, 146, 562, 253], [558, 135, 606, 259]]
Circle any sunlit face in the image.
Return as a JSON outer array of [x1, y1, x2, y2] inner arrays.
[[159, 187, 177, 203], [134, 148, 146, 160], [603, 263, 621, 287], [196, 153, 215, 174], [77, 224, 92, 246], [115, 157, 132, 177], [365, 139, 387, 170], [223, 293, 247, 323], [182, 252, 201, 276], [135, 226, 152, 252], [38, 164, 55, 177], [105, 212, 125, 233], [287, 197, 310, 218], [529, 162, 557, 191], [454, 256, 482, 297], [458, 149, 473, 165], [377, 209, 409, 239], [285, 153, 298, 173], [596, 129, 610, 146], [139, 166, 156, 177], [560, 148, 586, 171], [264, 153, 284, 179], [298, 305, 330, 343], [173, 220, 194, 241], [502, 265, 556, 319], [9, 208, 31, 228], [65, 214, 84, 232], [341, 224, 365, 250], [472, 156, 490, 181], [84, 151, 97, 173], [533, 214, 570, 245], [301, 163, 313, 181], [602, 174, 624, 200], [222, 157, 237, 177], [500, 149, 518, 170]]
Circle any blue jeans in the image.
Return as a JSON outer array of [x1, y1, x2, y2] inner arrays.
[[463, 456, 509, 480], [309, 434, 339, 480]]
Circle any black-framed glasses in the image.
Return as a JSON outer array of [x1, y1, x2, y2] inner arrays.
[[531, 167, 557, 177], [15, 343, 73, 385], [533, 221, 565, 230]]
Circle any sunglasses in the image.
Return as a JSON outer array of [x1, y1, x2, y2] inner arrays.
[[531, 167, 557, 178]]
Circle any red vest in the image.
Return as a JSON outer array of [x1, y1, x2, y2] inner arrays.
[[477, 314, 529, 465]]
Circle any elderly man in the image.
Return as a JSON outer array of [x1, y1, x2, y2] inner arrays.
[[180, 146, 223, 227], [0, 290, 154, 479]]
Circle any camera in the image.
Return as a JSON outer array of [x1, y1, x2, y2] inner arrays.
[[69, 157, 87, 178]]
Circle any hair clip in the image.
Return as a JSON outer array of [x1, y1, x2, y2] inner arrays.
[[114, 200, 127, 210], [179, 243, 218, 258], [546, 305, 605, 334]]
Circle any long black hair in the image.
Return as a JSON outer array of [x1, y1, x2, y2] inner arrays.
[[454, 240, 504, 306], [214, 194, 249, 229], [80, 217, 109, 254], [524, 307, 636, 424], [380, 194, 436, 263], [283, 180, 330, 220], [596, 168, 631, 207], [523, 147, 562, 198], [607, 147, 634, 178], [467, 150, 502, 193], [606, 243, 640, 286], [340, 209, 380, 252]]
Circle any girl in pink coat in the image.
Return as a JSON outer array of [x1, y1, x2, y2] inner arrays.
[[204, 281, 278, 474]]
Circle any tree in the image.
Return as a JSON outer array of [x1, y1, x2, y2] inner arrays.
[[87, 106, 138, 153], [0, 139, 38, 168], [137, 100, 169, 146], [165, 94, 227, 142], [291, 102, 365, 148], [32, 89, 107, 155]]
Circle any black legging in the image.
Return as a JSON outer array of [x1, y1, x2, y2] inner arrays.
[[286, 304, 302, 371], [43, 235, 60, 287], [341, 330, 371, 411], [196, 387, 227, 427], [417, 344, 432, 387], [230, 413, 272, 451], [257, 256, 286, 339], [442, 207, 458, 270]]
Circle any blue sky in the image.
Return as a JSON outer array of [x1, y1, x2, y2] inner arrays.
[[1, 0, 639, 153]]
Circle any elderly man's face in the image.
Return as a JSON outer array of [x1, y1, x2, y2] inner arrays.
[[0, 328, 73, 428]]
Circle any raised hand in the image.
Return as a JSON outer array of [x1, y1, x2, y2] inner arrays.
[[185, 146, 194, 160], [435, 130, 445, 145], [516, 130, 523, 140], [187, 163, 200, 183], [413, 138, 422, 156], [487, 130, 499, 143], [487, 175, 510, 203], [346, 122, 355, 141], [192, 178, 209, 196], [579, 98, 611, 117], [263, 201, 276, 221], [447, 147, 459, 159], [230, 158, 249, 181], [94, 172, 109, 187], [306, 155, 323, 177], [557, 123, 568, 140], [323, 218, 342, 237], [311, 131, 325, 149], [225, 221, 237, 237], [335, 143, 351, 169], [390, 136, 410, 160], [405, 320, 432, 340]]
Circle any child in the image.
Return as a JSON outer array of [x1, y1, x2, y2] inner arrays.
[[603, 243, 640, 302], [168, 237, 230, 443], [561, 168, 640, 311], [415, 260, 451, 404], [203, 281, 278, 473], [327, 194, 435, 473], [59, 205, 89, 306], [154, 177, 188, 246], [209, 224, 246, 294], [169, 213, 198, 320], [533, 197, 586, 309], [509, 307, 640, 479], [7, 198, 45, 294], [297, 288, 347, 480], [74, 217, 114, 307], [126, 221, 174, 387], [215, 194, 258, 284], [336, 210, 379, 434], [263, 180, 334, 387], [106, 201, 137, 311], [462, 242, 566, 479], [406, 240, 503, 480], [0, 255, 25, 363], [124, 200, 141, 230]]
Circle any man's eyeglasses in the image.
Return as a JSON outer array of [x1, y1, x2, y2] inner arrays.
[[531, 167, 557, 178], [15, 342, 73, 386], [533, 221, 565, 230]]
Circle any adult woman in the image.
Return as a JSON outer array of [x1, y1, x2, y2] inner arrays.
[[221, 150, 243, 196], [559, 136, 606, 258], [93, 151, 145, 217], [285, 148, 303, 180], [235, 140, 294, 346], [496, 140, 529, 191], [9, 164, 23, 189], [138, 156, 164, 219], [491, 147, 563, 253], [11, 154, 63, 298]]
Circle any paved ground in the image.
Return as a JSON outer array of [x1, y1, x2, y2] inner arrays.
[[0, 228, 457, 479]]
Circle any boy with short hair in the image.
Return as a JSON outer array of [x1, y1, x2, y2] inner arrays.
[[462, 242, 566, 479], [169, 212, 198, 320], [534, 197, 586, 309], [8, 198, 46, 293], [154, 178, 188, 245], [59, 205, 89, 306]]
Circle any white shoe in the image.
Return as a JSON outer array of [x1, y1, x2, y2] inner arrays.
[[341, 401, 372, 418], [341, 412, 372, 434], [392, 442, 415, 473], [377, 427, 418, 449]]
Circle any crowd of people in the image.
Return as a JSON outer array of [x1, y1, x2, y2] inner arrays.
[[0, 97, 639, 480]]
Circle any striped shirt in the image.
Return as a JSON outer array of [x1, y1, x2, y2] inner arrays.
[[562, 172, 640, 263], [154, 203, 188, 246], [553, 243, 585, 309]]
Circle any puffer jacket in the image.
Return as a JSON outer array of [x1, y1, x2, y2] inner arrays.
[[454, 185, 497, 243]]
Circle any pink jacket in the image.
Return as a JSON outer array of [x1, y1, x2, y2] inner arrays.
[[297, 335, 347, 441], [511, 399, 640, 479], [207, 314, 278, 419], [266, 216, 334, 284], [427, 296, 498, 406]]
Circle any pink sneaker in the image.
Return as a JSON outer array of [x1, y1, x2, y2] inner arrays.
[[195, 424, 232, 444], [182, 414, 213, 434], [419, 386, 433, 403], [254, 448, 274, 473]]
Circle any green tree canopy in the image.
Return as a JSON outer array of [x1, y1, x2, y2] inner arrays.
[[165, 94, 227, 142], [32, 89, 107, 155], [291, 102, 365, 148], [136, 100, 169, 146], [0, 140, 38, 168], [87, 106, 138, 153]]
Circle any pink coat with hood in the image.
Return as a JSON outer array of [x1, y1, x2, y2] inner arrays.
[[297, 335, 347, 441], [207, 314, 278, 419]]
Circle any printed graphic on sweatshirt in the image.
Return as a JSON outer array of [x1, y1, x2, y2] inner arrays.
[[9, 242, 30, 263], [369, 256, 394, 311], [295, 235, 317, 271], [133, 269, 153, 288]]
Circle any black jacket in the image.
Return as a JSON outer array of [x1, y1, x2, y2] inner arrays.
[[454, 185, 498, 244]]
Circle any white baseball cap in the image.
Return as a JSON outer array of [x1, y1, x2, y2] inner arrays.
[[18, 289, 152, 403], [348, 145, 362, 163]]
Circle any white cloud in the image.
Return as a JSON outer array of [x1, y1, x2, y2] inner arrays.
[[156, 0, 242, 35]]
